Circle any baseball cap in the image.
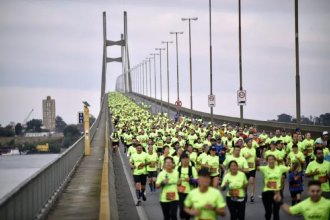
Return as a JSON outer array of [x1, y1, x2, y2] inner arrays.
[[210, 146, 217, 151], [322, 131, 329, 136], [315, 138, 323, 144]]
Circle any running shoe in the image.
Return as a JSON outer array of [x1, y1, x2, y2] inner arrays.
[[142, 192, 147, 201], [136, 200, 141, 206], [250, 196, 255, 203]]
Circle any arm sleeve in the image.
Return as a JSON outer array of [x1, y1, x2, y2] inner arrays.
[[216, 192, 226, 208], [184, 192, 192, 208], [289, 202, 303, 215], [156, 172, 163, 185]]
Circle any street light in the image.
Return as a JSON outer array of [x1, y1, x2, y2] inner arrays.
[[208, 0, 214, 124], [162, 41, 173, 115], [141, 61, 145, 95], [144, 59, 148, 97], [147, 57, 152, 97], [155, 48, 166, 113], [238, 0, 244, 127], [150, 53, 159, 108], [182, 17, 198, 118], [169, 31, 184, 106]]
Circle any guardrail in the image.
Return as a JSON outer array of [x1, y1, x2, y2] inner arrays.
[[130, 92, 329, 135], [0, 98, 104, 220]]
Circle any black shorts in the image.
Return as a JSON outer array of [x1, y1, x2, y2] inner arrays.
[[157, 148, 163, 154], [245, 170, 256, 179], [256, 148, 261, 158], [148, 171, 158, 178], [290, 190, 302, 198], [133, 174, 147, 185], [112, 141, 119, 146]]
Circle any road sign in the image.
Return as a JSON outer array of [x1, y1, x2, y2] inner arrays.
[[208, 95, 216, 107], [175, 99, 182, 107], [78, 112, 84, 124], [237, 90, 246, 106]]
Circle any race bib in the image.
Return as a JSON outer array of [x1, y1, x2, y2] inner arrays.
[[319, 176, 328, 183], [248, 162, 254, 168], [149, 162, 155, 168], [166, 192, 176, 201], [267, 181, 277, 189], [210, 168, 217, 173], [178, 185, 186, 193], [229, 189, 240, 197], [307, 148, 313, 154]]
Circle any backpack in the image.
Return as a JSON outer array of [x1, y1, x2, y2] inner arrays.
[[178, 165, 198, 188]]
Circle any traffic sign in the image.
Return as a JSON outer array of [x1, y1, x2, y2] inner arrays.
[[208, 95, 216, 107], [237, 90, 246, 106], [175, 99, 182, 107], [78, 112, 84, 124]]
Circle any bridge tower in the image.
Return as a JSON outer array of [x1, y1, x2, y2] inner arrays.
[[100, 11, 132, 105]]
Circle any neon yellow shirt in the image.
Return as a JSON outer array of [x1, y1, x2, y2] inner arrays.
[[223, 155, 248, 171], [289, 197, 330, 220], [240, 147, 257, 171], [177, 166, 198, 194], [184, 187, 226, 220], [259, 165, 290, 191], [146, 152, 159, 172], [203, 155, 219, 176], [221, 171, 247, 198], [130, 152, 147, 175], [156, 170, 179, 202], [305, 160, 330, 192]]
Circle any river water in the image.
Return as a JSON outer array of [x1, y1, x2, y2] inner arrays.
[[0, 154, 59, 200]]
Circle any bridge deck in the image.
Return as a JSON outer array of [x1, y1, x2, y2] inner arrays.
[[47, 113, 106, 220]]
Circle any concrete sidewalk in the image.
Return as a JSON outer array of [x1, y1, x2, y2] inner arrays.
[[47, 114, 106, 220]]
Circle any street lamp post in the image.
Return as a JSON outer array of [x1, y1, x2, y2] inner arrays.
[[150, 53, 159, 109], [144, 59, 148, 97], [162, 41, 173, 115], [295, 0, 301, 128], [148, 57, 152, 97], [170, 31, 184, 107], [155, 48, 166, 113], [238, 0, 244, 128], [142, 62, 145, 95], [208, 0, 214, 124], [182, 17, 198, 118]]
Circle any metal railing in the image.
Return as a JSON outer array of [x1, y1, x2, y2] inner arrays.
[[0, 99, 104, 220], [130, 92, 330, 134]]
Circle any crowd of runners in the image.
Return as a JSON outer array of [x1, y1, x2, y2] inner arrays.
[[109, 92, 330, 220]]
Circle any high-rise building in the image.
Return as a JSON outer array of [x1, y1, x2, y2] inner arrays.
[[42, 96, 56, 131]]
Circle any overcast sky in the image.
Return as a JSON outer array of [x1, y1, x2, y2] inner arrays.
[[0, 0, 329, 126]]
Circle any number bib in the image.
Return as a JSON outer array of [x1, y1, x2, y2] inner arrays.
[[319, 176, 328, 183], [178, 185, 186, 193], [166, 192, 176, 201], [229, 189, 240, 197], [248, 162, 254, 168], [267, 181, 277, 189]]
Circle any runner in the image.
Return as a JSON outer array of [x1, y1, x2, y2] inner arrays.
[[241, 138, 257, 203], [274, 180, 330, 220], [184, 168, 226, 220], [288, 161, 304, 205], [222, 145, 249, 174], [258, 154, 290, 220], [305, 146, 330, 199], [221, 160, 248, 220], [177, 153, 198, 220], [110, 129, 120, 153], [156, 156, 180, 220], [202, 146, 220, 188], [130, 144, 148, 206], [146, 144, 159, 193]]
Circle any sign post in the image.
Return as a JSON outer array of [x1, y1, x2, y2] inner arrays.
[[208, 94, 216, 108], [237, 90, 246, 106]]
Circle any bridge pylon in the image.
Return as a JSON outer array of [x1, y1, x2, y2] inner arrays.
[[101, 11, 132, 106]]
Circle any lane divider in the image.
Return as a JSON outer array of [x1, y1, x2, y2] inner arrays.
[[99, 119, 110, 220]]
